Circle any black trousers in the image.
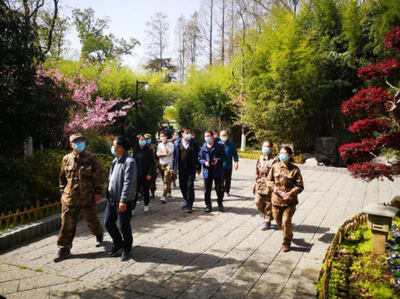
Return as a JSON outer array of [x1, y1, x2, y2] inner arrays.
[[104, 201, 133, 252], [223, 169, 233, 193], [204, 175, 224, 207], [134, 175, 150, 208], [178, 169, 196, 208]]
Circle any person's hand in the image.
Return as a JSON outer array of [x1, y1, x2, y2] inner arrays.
[[273, 186, 280, 194], [234, 162, 239, 170], [94, 194, 101, 203], [212, 159, 218, 165], [119, 202, 127, 212], [205, 161, 210, 167], [282, 192, 291, 200], [252, 184, 256, 195], [147, 175, 152, 180], [170, 169, 174, 174]]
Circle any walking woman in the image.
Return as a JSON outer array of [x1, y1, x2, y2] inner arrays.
[[267, 146, 304, 252], [133, 135, 154, 213], [254, 141, 277, 230]]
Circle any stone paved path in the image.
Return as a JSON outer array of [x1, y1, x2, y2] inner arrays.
[[1, 159, 399, 299]]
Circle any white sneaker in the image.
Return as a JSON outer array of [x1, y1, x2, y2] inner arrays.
[[144, 205, 150, 212], [160, 196, 166, 203], [166, 193, 172, 199]]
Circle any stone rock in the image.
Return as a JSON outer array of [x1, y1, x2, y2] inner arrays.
[[304, 158, 318, 166], [314, 137, 338, 164]]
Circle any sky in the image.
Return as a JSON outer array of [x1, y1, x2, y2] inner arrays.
[[62, 0, 201, 70]]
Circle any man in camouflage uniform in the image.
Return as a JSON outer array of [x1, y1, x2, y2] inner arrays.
[[254, 141, 278, 230], [144, 133, 158, 198], [54, 133, 104, 262]]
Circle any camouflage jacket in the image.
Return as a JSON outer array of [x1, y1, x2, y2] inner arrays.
[[59, 151, 103, 207], [266, 161, 304, 207], [255, 155, 278, 195]]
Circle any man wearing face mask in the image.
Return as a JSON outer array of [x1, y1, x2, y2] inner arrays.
[[171, 128, 201, 213], [157, 131, 174, 203], [144, 133, 158, 199], [54, 133, 104, 262], [219, 130, 239, 197], [105, 136, 137, 261], [199, 130, 227, 213], [213, 130, 221, 143], [254, 140, 278, 231]]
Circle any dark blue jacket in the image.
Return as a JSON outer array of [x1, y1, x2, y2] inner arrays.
[[219, 140, 239, 170], [171, 138, 201, 173], [198, 142, 226, 179]]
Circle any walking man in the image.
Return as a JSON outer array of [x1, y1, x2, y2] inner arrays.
[[105, 136, 137, 261], [171, 128, 201, 213], [157, 131, 174, 203], [199, 130, 226, 213], [144, 133, 158, 199], [219, 130, 239, 197], [54, 133, 104, 262]]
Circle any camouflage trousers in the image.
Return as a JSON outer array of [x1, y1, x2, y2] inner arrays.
[[254, 194, 274, 222], [271, 205, 296, 247], [57, 204, 103, 250], [149, 169, 158, 194]]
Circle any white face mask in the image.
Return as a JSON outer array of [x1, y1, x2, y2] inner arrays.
[[160, 137, 167, 141], [184, 134, 192, 141]]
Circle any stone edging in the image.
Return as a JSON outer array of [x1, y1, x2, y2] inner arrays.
[[0, 199, 107, 252]]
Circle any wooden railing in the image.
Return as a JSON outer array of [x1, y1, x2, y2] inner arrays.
[[318, 213, 368, 299], [0, 200, 61, 231]]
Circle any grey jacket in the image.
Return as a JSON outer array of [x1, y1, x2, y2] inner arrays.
[[106, 151, 137, 203]]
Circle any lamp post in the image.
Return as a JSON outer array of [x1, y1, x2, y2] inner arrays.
[[135, 80, 150, 130]]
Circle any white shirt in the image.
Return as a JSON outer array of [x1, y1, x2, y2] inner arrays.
[[157, 142, 174, 165], [182, 139, 190, 149]]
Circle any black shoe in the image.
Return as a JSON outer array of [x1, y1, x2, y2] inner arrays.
[[182, 204, 188, 210], [150, 192, 155, 199], [184, 206, 193, 213], [54, 249, 71, 263], [204, 206, 212, 213], [108, 246, 123, 257], [121, 250, 132, 261], [95, 234, 104, 247], [218, 204, 224, 212]]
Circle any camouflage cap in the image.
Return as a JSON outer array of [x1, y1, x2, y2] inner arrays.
[[69, 133, 86, 143], [144, 133, 152, 139]]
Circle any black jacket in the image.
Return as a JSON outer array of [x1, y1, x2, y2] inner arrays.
[[133, 145, 154, 177]]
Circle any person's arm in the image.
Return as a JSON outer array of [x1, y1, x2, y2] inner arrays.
[[232, 143, 239, 163], [266, 167, 276, 192], [59, 158, 67, 194], [171, 142, 178, 172], [157, 144, 167, 158], [288, 169, 304, 196], [120, 159, 136, 203]]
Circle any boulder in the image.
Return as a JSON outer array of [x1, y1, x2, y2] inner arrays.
[[314, 137, 338, 164]]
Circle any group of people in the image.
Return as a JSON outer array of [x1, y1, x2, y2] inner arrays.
[[54, 129, 303, 263]]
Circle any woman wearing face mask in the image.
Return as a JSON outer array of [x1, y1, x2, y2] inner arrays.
[[254, 140, 278, 230], [267, 146, 304, 252], [133, 135, 154, 213]]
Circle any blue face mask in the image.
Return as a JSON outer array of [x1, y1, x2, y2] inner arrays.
[[213, 134, 218, 139], [111, 146, 116, 156], [221, 136, 228, 142], [74, 142, 85, 152], [262, 147, 271, 154], [205, 137, 212, 143], [280, 154, 289, 162], [174, 135, 179, 140], [146, 139, 151, 144], [139, 141, 147, 147], [184, 134, 192, 141]]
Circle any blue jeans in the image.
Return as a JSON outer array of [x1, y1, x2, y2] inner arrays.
[[104, 201, 133, 252]]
